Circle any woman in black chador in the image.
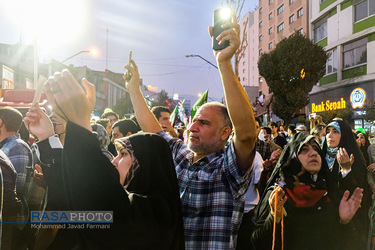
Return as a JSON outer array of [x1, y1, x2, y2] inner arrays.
[[252, 132, 363, 250]]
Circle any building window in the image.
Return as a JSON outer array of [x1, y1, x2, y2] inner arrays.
[[269, 12, 273, 19], [259, 77, 263, 83], [269, 42, 273, 49], [259, 35, 263, 41], [277, 5, 284, 15], [259, 49, 263, 55], [259, 7, 262, 14], [289, 14, 295, 23], [321, 0, 327, 2], [243, 69, 245, 73], [314, 18, 327, 43], [354, 0, 375, 22], [298, 28, 303, 35], [277, 23, 284, 32], [269, 27, 273, 34], [343, 37, 368, 69], [269, 0, 273, 4], [297, 8, 303, 18], [290, 0, 294, 4], [243, 61, 245, 65], [243, 77, 245, 82], [327, 49, 338, 74], [259, 21, 263, 27]]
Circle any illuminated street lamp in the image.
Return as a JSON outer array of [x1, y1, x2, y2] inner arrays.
[[62, 50, 97, 63], [185, 54, 218, 69]]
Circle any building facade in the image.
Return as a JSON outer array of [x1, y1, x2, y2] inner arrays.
[[256, 0, 309, 124], [309, 0, 375, 133]]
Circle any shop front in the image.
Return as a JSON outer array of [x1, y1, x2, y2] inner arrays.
[[309, 80, 375, 134]]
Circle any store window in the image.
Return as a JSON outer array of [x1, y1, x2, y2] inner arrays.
[[354, 0, 375, 22], [343, 37, 367, 69], [327, 49, 338, 74], [354, 119, 363, 130], [314, 17, 327, 43]]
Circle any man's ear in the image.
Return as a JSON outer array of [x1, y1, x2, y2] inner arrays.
[[220, 126, 232, 141], [0, 119, 4, 128]]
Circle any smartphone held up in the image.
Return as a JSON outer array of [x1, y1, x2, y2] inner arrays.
[[124, 50, 132, 82], [212, 7, 232, 51]]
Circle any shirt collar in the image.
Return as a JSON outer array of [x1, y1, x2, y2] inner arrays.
[[0, 134, 20, 148]]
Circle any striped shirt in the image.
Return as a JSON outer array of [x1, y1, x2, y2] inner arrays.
[[157, 131, 252, 249]]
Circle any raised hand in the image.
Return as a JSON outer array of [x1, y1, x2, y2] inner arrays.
[[339, 187, 363, 224], [208, 11, 240, 63], [124, 60, 141, 93], [24, 104, 54, 141], [337, 147, 354, 171], [44, 70, 96, 131]]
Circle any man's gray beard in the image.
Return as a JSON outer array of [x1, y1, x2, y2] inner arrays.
[[187, 139, 222, 156]]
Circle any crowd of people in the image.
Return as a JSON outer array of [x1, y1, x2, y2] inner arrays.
[[0, 10, 374, 250]]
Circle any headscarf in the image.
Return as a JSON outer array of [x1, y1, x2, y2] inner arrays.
[[114, 137, 140, 187], [91, 123, 114, 161], [322, 119, 367, 203], [325, 121, 341, 170], [63, 123, 185, 249], [355, 131, 370, 166], [256, 132, 330, 218]]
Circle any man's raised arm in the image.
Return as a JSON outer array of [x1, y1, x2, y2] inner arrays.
[[125, 61, 162, 133], [209, 13, 257, 172]]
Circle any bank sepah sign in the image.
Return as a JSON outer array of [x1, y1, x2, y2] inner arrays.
[[350, 88, 366, 109], [311, 88, 367, 113]]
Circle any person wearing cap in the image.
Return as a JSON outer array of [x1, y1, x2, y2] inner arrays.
[[295, 124, 307, 134]]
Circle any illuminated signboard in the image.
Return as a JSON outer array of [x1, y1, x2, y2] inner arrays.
[[311, 98, 346, 113], [350, 88, 366, 109], [311, 87, 367, 113]]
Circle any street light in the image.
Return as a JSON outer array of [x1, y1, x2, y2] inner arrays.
[[62, 50, 96, 63], [185, 54, 218, 69]]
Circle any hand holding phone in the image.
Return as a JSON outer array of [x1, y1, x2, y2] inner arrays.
[[212, 7, 232, 51], [124, 50, 132, 81]]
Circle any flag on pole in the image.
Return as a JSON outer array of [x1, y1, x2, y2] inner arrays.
[[178, 100, 187, 125], [191, 89, 208, 119], [169, 104, 178, 126]]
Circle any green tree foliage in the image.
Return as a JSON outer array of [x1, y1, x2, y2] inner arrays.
[[363, 101, 375, 124], [258, 32, 328, 125], [151, 89, 173, 110], [320, 107, 353, 124], [113, 94, 133, 118]]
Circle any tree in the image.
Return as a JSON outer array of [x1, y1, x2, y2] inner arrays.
[[319, 107, 353, 125], [258, 32, 328, 126], [150, 89, 173, 110], [363, 101, 375, 125], [113, 94, 133, 118]]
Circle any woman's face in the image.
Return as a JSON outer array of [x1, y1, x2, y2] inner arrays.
[[326, 126, 341, 148], [357, 133, 366, 146], [298, 142, 322, 175], [112, 148, 133, 185]]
